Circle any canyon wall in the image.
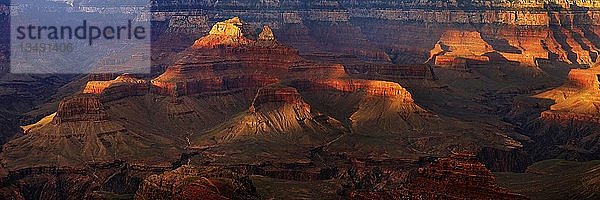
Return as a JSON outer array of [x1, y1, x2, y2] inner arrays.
[[149, 0, 600, 66]]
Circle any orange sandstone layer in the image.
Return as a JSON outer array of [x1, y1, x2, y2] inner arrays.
[[83, 74, 147, 94], [536, 64, 600, 123], [292, 79, 413, 100]]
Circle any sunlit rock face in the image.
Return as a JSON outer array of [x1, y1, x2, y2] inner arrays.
[[192, 17, 253, 48], [83, 74, 149, 102], [568, 66, 600, 89], [431, 29, 494, 67], [537, 64, 600, 123], [258, 25, 275, 41], [293, 79, 415, 100], [424, 25, 600, 67]]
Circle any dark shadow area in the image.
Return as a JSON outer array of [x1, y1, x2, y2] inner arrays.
[[549, 25, 580, 65], [546, 2, 583, 65], [540, 40, 561, 61], [572, 4, 600, 63], [483, 51, 520, 65], [477, 25, 523, 54], [482, 36, 522, 54]]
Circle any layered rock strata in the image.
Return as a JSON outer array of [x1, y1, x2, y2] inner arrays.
[[342, 152, 526, 199], [134, 166, 259, 200], [52, 94, 110, 123], [293, 79, 414, 100], [149, 0, 600, 67]]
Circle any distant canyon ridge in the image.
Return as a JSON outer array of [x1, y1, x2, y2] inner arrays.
[[146, 0, 600, 68]]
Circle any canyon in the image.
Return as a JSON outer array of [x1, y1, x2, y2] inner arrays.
[[0, 0, 600, 199]]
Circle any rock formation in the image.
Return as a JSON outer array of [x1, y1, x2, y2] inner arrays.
[[293, 79, 415, 100], [0, 15, 535, 199], [194, 84, 346, 146], [258, 25, 275, 42], [192, 17, 252, 48], [252, 85, 303, 106], [150, 0, 600, 67], [152, 18, 340, 96], [537, 64, 600, 123], [428, 26, 600, 67], [568, 66, 600, 88], [507, 63, 600, 161], [52, 94, 110, 123], [83, 74, 147, 94], [83, 74, 149, 102], [1, 94, 179, 169], [431, 30, 494, 67], [134, 166, 259, 200], [341, 152, 526, 199], [406, 152, 526, 199]]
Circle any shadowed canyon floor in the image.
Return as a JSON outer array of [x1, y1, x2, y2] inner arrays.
[[1, 0, 600, 199]]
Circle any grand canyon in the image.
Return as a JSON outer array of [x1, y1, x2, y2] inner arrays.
[[1, 0, 600, 199]]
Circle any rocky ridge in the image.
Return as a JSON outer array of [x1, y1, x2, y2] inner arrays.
[[148, 0, 600, 67], [134, 165, 260, 200]]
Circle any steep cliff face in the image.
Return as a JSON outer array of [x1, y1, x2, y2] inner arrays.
[[149, 0, 600, 67], [431, 29, 494, 67], [405, 152, 526, 199], [0, 160, 173, 200], [427, 25, 600, 67]]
